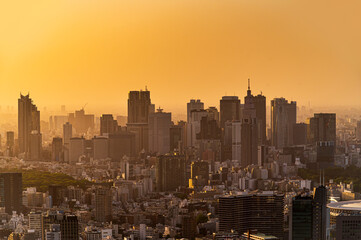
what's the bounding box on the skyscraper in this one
[52,137,63,162]
[30,130,42,160]
[219,192,284,239]
[271,98,297,149]
[241,117,258,168]
[68,109,94,135]
[127,89,154,153]
[357,120,361,141]
[95,187,112,223]
[290,195,313,239]
[148,108,172,154]
[220,96,240,129]
[108,131,136,161]
[100,114,118,136]
[127,89,153,124]
[42,211,79,240]
[243,79,266,145]
[308,113,336,168]
[156,154,186,192]
[6,131,15,157]
[308,113,336,144]
[187,99,204,123]
[63,122,72,163]
[18,94,40,158]
[0,173,22,214]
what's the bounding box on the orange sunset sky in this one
[0,0,361,115]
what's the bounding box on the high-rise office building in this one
[357,120,361,141]
[52,137,63,162]
[63,122,72,163]
[48,185,64,208]
[128,89,153,124]
[42,211,79,240]
[93,136,109,160]
[241,117,258,168]
[187,110,209,147]
[243,79,266,145]
[18,94,40,158]
[68,109,94,135]
[29,130,42,160]
[335,215,361,240]
[220,96,240,129]
[0,173,22,214]
[290,195,313,240]
[190,160,209,188]
[148,108,172,154]
[156,154,186,192]
[108,131,136,161]
[271,98,297,149]
[6,131,15,157]
[313,185,327,240]
[293,123,308,145]
[231,121,242,163]
[95,187,112,223]
[206,107,220,125]
[187,99,204,123]
[219,192,284,239]
[308,113,336,143]
[69,137,85,164]
[63,122,72,145]
[308,113,336,168]
[170,121,186,152]
[100,114,118,136]
[127,89,154,153]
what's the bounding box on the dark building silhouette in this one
[271,98,296,149]
[128,89,153,124]
[170,121,185,152]
[187,99,204,123]
[336,215,361,240]
[312,185,327,240]
[68,109,94,135]
[190,160,209,188]
[108,132,136,161]
[51,137,63,162]
[219,192,284,239]
[127,89,154,153]
[100,114,118,136]
[6,131,15,157]
[18,94,40,158]
[48,185,65,207]
[308,113,336,144]
[243,79,266,145]
[241,117,258,168]
[293,123,308,145]
[0,173,22,214]
[197,116,221,140]
[42,211,78,240]
[220,96,240,129]
[156,154,186,192]
[290,195,313,239]
[95,187,112,223]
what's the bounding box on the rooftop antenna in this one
[248,78,250,90]
[145,85,148,91]
[319,170,322,186]
[323,170,325,186]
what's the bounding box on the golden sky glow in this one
[1,0,361,114]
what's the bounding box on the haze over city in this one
[1,0,361,114]
[1,1,361,240]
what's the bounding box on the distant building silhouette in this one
[100,114,118,136]
[156,154,186,192]
[18,94,40,158]
[271,98,296,149]
[0,173,22,214]
[148,108,172,154]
